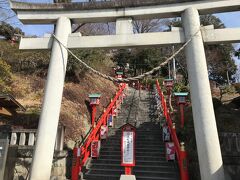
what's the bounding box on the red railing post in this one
[156,80,189,180]
[71,147,81,180]
[71,83,127,180]
[179,142,189,180]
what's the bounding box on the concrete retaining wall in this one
[220,133,240,180]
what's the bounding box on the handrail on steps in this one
[71,83,127,180]
[156,80,189,180]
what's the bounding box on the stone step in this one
[84,173,178,180]
[99,150,165,156]
[91,158,173,166]
[95,154,166,163]
[111,131,162,136]
[89,163,177,172]
[102,141,165,147]
[106,136,163,141]
[83,90,179,180]
[108,130,162,135]
[85,168,178,178]
[100,146,165,152]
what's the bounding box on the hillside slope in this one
[0,40,117,146]
[10,73,116,142]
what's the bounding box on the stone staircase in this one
[83,88,179,180]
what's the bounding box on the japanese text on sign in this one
[122,131,134,164]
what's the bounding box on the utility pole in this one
[172,46,177,80]
[168,61,171,79]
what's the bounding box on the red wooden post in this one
[179,142,189,180]
[172,123,176,135]
[125,166,132,175]
[180,104,184,128]
[71,147,81,180]
[91,105,97,127]
[174,92,188,128]
[89,93,101,127]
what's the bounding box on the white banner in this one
[122,131,134,164]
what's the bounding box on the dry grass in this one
[6,73,116,141]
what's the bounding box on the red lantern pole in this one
[180,104,185,128]
[125,166,132,175]
[91,105,97,127]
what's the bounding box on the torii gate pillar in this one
[182,8,224,180]
[29,17,71,180]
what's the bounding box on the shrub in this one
[173,82,189,93]
[0,59,12,93]
[233,83,240,93]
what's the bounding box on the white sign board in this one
[122,131,134,165]
[166,142,175,161]
[163,126,170,142]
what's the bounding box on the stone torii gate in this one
[9,0,240,179]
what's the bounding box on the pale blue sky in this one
[4,0,239,38]
[19,11,240,54]
[20,12,240,36]
[18,11,240,70]
[1,1,239,79]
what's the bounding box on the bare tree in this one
[133,19,170,33]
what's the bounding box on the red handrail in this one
[156,80,189,180]
[72,83,127,180]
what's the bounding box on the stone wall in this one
[219,133,240,180]
[1,125,71,180]
[4,148,70,180]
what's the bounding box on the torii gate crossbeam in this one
[9,0,240,180]
[19,26,240,49]
[10,0,240,23]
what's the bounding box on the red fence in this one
[156,80,189,180]
[71,83,127,180]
